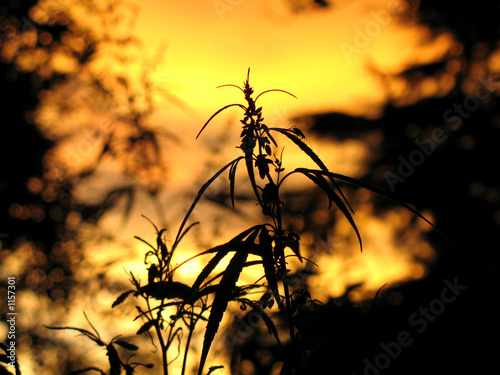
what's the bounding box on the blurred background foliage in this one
[1,0,499,374]
[1,0,179,373]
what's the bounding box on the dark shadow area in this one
[2,0,499,374]
[1,1,173,373]
[227,1,500,374]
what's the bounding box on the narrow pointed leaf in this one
[172,221,200,253]
[216,83,244,92]
[229,157,244,208]
[285,236,302,262]
[137,320,157,335]
[189,235,262,295]
[112,290,134,308]
[174,158,238,247]
[244,225,262,244]
[259,228,284,312]
[323,171,455,251]
[114,340,139,351]
[372,283,387,310]
[328,172,436,229]
[190,244,232,293]
[255,89,297,102]
[259,308,281,347]
[44,325,103,345]
[245,151,263,208]
[231,224,266,243]
[68,368,106,375]
[292,168,363,251]
[271,127,353,213]
[196,104,247,139]
[198,250,248,375]
[139,281,192,300]
[206,366,225,375]
[134,236,156,252]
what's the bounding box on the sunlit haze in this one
[2,0,457,374]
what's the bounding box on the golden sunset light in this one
[2,0,498,374]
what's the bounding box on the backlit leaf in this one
[139,281,192,300]
[196,103,247,139]
[137,320,157,335]
[114,340,138,351]
[174,158,239,247]
[112,290,134,308]
[198,250,248,375]
[271,127,353,213]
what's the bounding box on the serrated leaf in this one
[271,127,353,213]
[137,320,156,335]
[285,236,302,262]
[259,308,281,347]
[114,340,138,351]
[245,148,263,208]
[112,290,134,308]
[139,281,192,300]
[255,154,272,179]
[198,250,248,375]
[311,169,455,252]
[190,244,232,294]
[292,168,363,251]
[259,228,284,312]
[326,171,454,249]
[265,144,272,156]
[291,127,305,139]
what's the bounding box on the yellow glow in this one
[30,0,446,299]
[308,207,435,301]
[5,1,457,374]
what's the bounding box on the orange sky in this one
[127,0,450,119]
[3,2,458,374]
[68,0,451,297]
[25,0,453,298]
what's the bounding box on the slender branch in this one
[181,306,198,375]
[275,201,300,375]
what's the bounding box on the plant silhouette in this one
[46,312,153,375]
[47,69,443,375]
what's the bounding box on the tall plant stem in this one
[145,297,169,375]
[155,322,169,375]
[275,201,300,374]
[181,309,197,375]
